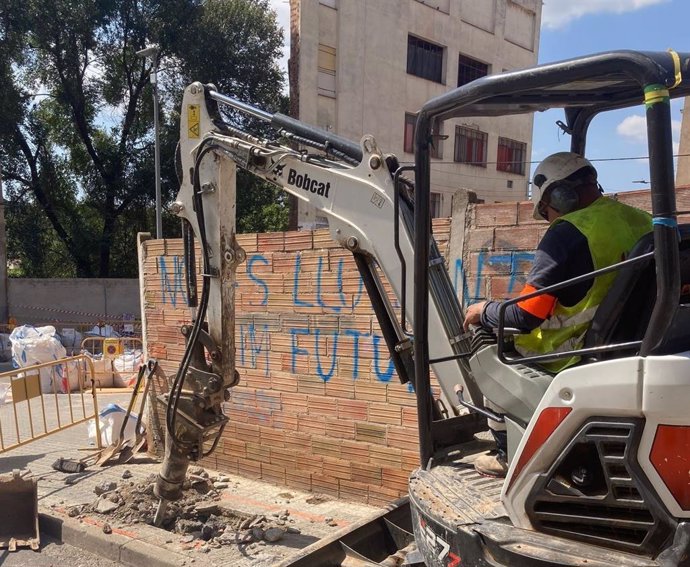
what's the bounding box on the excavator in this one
[152,49,690,566]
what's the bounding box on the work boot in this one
[474,451,508,477]
[475,428,508,477]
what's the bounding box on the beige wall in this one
[8,279,140,324]
[292,0,541,228]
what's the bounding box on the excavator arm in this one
[153,82,480,523]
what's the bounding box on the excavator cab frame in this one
[410,49,690,566]
[413,49,690,465]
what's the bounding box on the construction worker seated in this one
[462,151,652,477]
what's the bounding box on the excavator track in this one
[278,498,425,567]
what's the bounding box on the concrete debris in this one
[193,502,220,515]
[305,495,330,505]
[67,506,81,518]
[84,467,303,548]
[176,520,203,535]
[94,481,117,496]
[95,498,120,514]
[263,527,286,542]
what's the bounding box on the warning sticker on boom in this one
[188,104,200,139]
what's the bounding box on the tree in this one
[0,0,288,278]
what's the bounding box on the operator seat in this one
[582,225,690,360]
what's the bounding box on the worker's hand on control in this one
[463,301,486,332]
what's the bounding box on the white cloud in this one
[617,115,683,150]
[542,0,669,30]
[617,114,648,143]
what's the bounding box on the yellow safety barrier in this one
[0,355,102,453]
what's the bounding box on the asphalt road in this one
[0,534,122,566]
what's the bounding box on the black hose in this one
[166,140,219,447]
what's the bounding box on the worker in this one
[463,151,652,477]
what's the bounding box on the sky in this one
[267,0,690,193]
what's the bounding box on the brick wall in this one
[140,187,690,504]
[140,220,450,506]
[457,188,690,306]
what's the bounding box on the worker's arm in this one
[475,221,593,331]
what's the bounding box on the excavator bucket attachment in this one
[0,470,39,551]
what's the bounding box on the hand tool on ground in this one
[95,364,146,466]
[117,359,158,464]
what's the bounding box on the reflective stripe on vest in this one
[514,197,652,373]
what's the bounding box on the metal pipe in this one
[208,88,363,162]
[152,62,162,239]
[413,112,434,468]
[208,90,274,122]
[641,86,680,355]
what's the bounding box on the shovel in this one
[95,364,147,466]
[117,360,157,464]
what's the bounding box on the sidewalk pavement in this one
[0,392,381,567]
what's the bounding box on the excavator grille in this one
[526,419,675,557]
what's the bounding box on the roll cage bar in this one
[413,50,690,466]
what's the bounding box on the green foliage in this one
[0,0,287,277]
[236,170,289,234]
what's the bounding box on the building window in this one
[497,137,527,175]
[404,113,416,154]
[458,54,489,87]
[454,126,487,167]
[318,44,336,98]
[404,113,441,158]
[407,35,444,84]
[430,192,442,218]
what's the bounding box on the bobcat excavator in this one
[153,49,690,566]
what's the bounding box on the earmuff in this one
[547,184,580,215]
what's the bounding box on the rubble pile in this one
[69,466,301,547]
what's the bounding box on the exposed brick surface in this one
[474,202,518,227]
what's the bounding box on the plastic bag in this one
[0,333,11,362]
[87,403,140,446]
[113,350,143,387]
[9,325,78,393]
[86,324,120,338]
[59,328,83,356]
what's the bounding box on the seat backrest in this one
[583,227,690,359]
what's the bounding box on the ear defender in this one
[548,185,580,214]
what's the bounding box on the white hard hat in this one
[531,152,596,220]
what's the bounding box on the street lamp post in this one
[136,45,162,239]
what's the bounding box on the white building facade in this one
[289,0,542,227]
